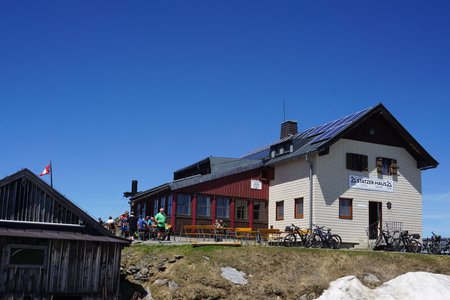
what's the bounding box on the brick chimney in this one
[280,120,298,139]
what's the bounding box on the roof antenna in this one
[283,98,286,121]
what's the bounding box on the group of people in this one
[100,208,170,241]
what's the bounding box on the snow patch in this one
[221,267,248,285]
[316,272,450,300]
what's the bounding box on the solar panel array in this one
[307,108,371,144]
[242,106,372,161]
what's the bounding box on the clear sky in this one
[1,1,449,236]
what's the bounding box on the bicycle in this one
[393,231,422,253]
[306,225,342,249]
[283,224,311,247]
[373,229,399,251]
[424,232,442,254]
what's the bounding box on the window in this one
[141,202,146,218]
[253,201,266,221]
[235,199,248,220]
[9,245,46,267]
[153,198,159,216]
[276,201,284,221]
[167,195,172,215]
[197,195,211,217]
[136,203,141,218]
[176,194,191,216]
[376,157,398,175]
[216,197,230,219]
[346,153,368,172]
[295,198,304,219]
[339,198,353,219]
[160,197,166,211]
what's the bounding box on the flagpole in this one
[50,161,53,188]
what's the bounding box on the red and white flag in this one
[40,164,51,176]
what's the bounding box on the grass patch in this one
[121,244,450,300]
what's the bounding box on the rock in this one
[175,255,184,260]
[221,267,248,285]
[168,280,179,290]
[128,266,140,274]
[141,267,149,275]
[134,273,149,281]
[363,273,381,285]
[168,259,176,263]
[157,265,166,272]
[154,279,168,286]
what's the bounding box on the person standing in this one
[128,213,138,241]
[106,216,116,235]
[155,208,167,241]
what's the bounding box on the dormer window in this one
[270,141,293,158]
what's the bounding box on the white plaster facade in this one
[269,138,423,247]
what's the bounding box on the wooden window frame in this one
[339,198,353,220]
[176,194,191,216]
[235,199,248,220]
[8,244,48,268]
[196,195,211,217]
[294,198,304,219]
[376,157,398,175]
[216,197,230,219]
[253,201,266,221]
[276,201,284,221]
[346,153,368,172]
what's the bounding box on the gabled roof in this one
[0,169,130,245]
[246,103,438,169]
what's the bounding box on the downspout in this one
[305,153,313,231]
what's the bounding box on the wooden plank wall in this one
[0,178,79,224]
[0,237,123,300]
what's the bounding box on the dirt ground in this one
[120,244,450,300]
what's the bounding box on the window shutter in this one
[390,159,398,175]
[362,155,368,171]
[346,153,352,170]
[376,157,383,174]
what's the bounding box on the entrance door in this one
[368,202,382,239]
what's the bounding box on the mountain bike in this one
[306,225,342,249]
[283,224,311,247]
[373,229,399,251]
[424,232,442,254]
[393,231,422,253]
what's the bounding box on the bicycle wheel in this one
[392,238,406,252]
[329,234,342,249]
[410,240,422,253]
[284,234,297,247]
[307,234,323,248]
[430,242,441,254]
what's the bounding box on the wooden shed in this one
[0,169,130,300]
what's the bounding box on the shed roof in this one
[0,169,130,245]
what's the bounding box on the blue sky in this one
[1,1,449,236]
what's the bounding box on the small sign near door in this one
[250,179,262,190]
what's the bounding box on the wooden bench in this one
[258,228,282,245]
[181,225,203,241]
[235,227,258,243]
[181,225,217,241]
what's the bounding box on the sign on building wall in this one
[250,179,262,190]
[349,175,394,193]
